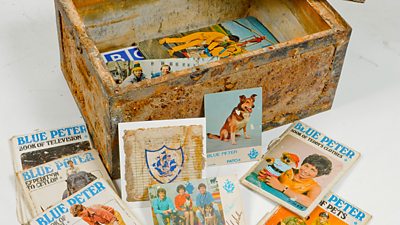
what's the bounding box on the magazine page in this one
[240,121,360,217]
[10,124,91,171]
[28,178,141,225]
[119,118,206,208]
[257,192,372,225]
[18,149,113,218]
[148,175,245,225]
[10,124,92,224]
[138,16,279,59]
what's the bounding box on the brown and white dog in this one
[207,94,257,145]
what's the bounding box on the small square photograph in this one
[148,176,245,225]
[205,87,262,166]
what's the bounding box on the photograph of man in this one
[152,188,176,225]
[66,160,79,177]
[195,183,222,225]
[70,204,126,225]
[120,62,146,87]
[311,212,330,225]
[152,64,171,78]
[174,184,194,225]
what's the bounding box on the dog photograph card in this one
[257,192,372,225]
[28,178,141,225]
[119,118,206,208]
[17,150,114,219]
[205,87,263,166]
[148,175,246,225]
[240,121,360,217]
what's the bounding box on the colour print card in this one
[205,88,263,166]
[240,121,360,217]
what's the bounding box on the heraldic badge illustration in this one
[145,145,185,184]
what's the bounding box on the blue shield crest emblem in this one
[145,145,185,184]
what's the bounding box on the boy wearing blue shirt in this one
[195,183,222,225]
[152,188,175,225]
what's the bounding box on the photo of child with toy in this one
[243,134,343,212]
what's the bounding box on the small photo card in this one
[119,118,206,208]
[148,175,245,225]
[205,87,263,166]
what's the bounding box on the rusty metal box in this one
[55,0,353,177]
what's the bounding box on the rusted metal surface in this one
[55,0,352,177]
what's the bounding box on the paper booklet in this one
[119,118,206,208]
[240,121,360,217]
[17,149,114,221]
[10,124,92,224]
[28,178,141,225]
[257,192,371,225]
[148,175,246,225]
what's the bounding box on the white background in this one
[0,0,399,224]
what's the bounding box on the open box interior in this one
[71,0,331,84]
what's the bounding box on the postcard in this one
[240,121,360,217]
[138,16,279,59]
[205,88,263,166]
[101,46,145,63]
[10,124,92,224]
[18,150,114,218]
[257,192,371,225]
[148,176,245,225]
[107,57,218,86]
[28,178,141,225]
[119,118,206,207]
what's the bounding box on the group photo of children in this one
[148,178,225,225]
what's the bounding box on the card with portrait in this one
[240,121,360,217]
[257,192,371,225]
[148,175,246,225]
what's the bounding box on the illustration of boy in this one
[278,216,306,225]
[70,204,126,225]
[311,212,330,225]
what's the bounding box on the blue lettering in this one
[17,132,47,145]
[35,217,48,225]
[23,166,54,181]
[294,122,304,131]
